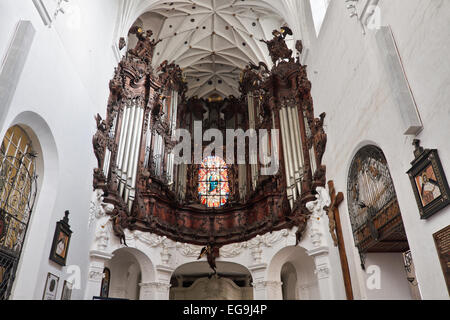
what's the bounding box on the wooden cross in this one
[326,180,354,300]
[326,181,344,247]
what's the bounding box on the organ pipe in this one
[287,106,303,194]
[114,100,145,209]
[128,107,144,209]
[279,108,294,207]
[247,94,258,190]
[119,102,137,197]
[116,106,130,175]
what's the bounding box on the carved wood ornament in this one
[93,27,328,268]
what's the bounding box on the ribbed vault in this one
[130,0,294,99]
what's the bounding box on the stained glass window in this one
[198,156,230,208]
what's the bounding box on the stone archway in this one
[267,246,319,300]
[106,247,155,300]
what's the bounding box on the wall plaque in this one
[433,225,450,295]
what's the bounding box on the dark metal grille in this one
[346,145,409,257]
[347,146,397,233]
[0,126,37,300]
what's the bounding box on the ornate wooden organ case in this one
[93,28,328,258]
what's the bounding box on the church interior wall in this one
[0,0,123,299]
[364,253,414,300]
[305,0,450,299]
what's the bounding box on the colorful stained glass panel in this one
[198,156,229,208]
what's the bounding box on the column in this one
[307,247,335,300]
[139,265,174,300]
[84,251,113,300]
[249,264,283,300]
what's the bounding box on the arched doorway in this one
[105,248,154,300]
[281,262,298,300]
[347,145,420,299]
[0,126,38,300]
[267,246,319,300]
[170,262,253,300]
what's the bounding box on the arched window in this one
[0,126,37,300]
[198,156,229,208]
[347,145,408,264]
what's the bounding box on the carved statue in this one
[95,216,112,251]
[324,183,344,247]
[118,37,126,51]
[296,40,303,55]
[93,114,108,170]
[157,60,187,97]
[294,214,309,246]
[89,189,114,228]
[313,112,327,165]
[260,27,293,65]
[128,27,162,66]
[198,245,220,274]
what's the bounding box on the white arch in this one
[106,247,156,300]
[111,247,156,283]
[3,111,60,299]
[267,245,319,300]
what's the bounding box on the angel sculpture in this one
[198,245,219,274]
[128,27,162,65]
[260,27,294,65]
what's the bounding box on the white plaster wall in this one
[0,0,122,300]
[306,0,450,299]
[364,253,413,300]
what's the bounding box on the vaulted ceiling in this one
[130,0,294,99]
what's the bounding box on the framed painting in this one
[43,273,59,300]
[61,280,72,300]
[407,141,450,219]
[49,211,73,266]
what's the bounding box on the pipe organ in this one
[279,103,305,208]
[93,27,328,258]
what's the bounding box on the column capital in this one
[248,263,267,273]
[139,282,172,291]
[156,265,175,274]
[252,280,283,291]
[90,250,113,260]
[307,246,329,257]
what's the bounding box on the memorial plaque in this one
[433,225,450,295]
